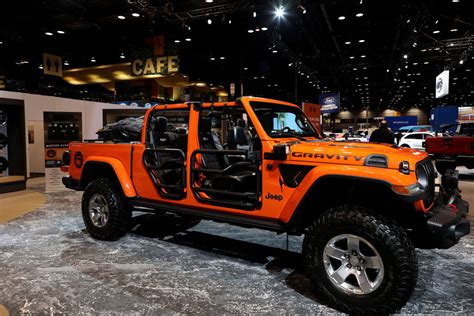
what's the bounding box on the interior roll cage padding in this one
[143,147,186,200]
[190,149,261,210]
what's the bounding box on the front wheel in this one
[82,178,131,240]
[303,206,417,314]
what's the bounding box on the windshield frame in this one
[248,100,322,139]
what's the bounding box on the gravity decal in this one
[292,152,364,161]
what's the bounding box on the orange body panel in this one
[67,96,433,225]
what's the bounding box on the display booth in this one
[0,98,27,193]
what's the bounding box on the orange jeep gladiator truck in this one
[62,96,470,314]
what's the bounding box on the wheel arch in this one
[80,157,137,198]
[286,175,414,233]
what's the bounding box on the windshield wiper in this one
[271,132,310,141]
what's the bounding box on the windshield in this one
[250,101,320,139]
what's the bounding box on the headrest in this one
[236,118,246,128]
[155,116,168,133]
[166,123,176,132]
[175,127,187,134]
[227,126,247,145]
[200,117,213,133]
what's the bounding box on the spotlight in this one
[174,39,180,43]
[185,38,191,42]
[91,57,96,62]
[64,60,69,66]
[57,30,65,34]
[205,0,213,2]
[359,39,365,43]
[261,27,268,31]
[45,32,53,36]
[228,19,232,24]
[338,16,346,20]
[433,30,440,34]
[356,13,364,17]
[345,41,351,45]
[220,56,225,60]
[460,59,464,64]
[274,6,285,18]
[118,15,126,20]
[248,29,254,33]
[207,18,212,24]
[403,54,408,59]
[253,11,257,18]
[120,53,125,59]
[132,13,140,17]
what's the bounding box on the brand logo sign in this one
[131,56,179,76]
[265,193,283,201]
[435,70,449,98]
[292,152,364,162]
[319,92,340,114]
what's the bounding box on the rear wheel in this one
[303,206,417,315]
[82,178,131,240]
[435,161,456,175]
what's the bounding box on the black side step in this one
[129,199,289,233]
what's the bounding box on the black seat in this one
[227,118,252,150]
[147,116,184,192]
[198,116,257,197]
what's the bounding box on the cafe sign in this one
[131,56,179,76]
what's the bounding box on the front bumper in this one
[426,170,470,244]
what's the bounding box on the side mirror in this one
[264,144,289,160]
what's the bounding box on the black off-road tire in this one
[435,161,456,175]
[82,178,131,241]
[302,206,418,315]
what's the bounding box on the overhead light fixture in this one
[118,15,126,20]
[288,63,293,66]
[361,55,366,58]
[38,64,43,69]
[387,69,389,72]
[243,67,248,70]
[248,29,254,33]
[45,32,53,36]
[403,54,408,59]
[253,11,257,18]
[228,19,232,24]
[120,53,125,59]
[272,50,277,53]
[274,6,285,18]
[205,0,213,2]
[207,18,212,24]
[338,16,346,20]
[345,41,351,45]
[57,30,65,34]
[185,38,191,42]
[450,28,458,32]
[460,59,464,64]
[349,56,355,59]
[91,57,96,62]
[359,39,365,43]
[220,56,225,60]
[424,61,429,64]
[433,30,440,34]
[356,13,364,17]
[132,13,140,17]
[210,57,216,61]
[261,27,268,31]
[64,60,69,66]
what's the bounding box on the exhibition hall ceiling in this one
[0,0,472,109]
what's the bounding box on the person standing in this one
[370,120,395,144]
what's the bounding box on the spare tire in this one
[0,156,9,172]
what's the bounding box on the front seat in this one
[227,118,252,150]
[198,116,257,198]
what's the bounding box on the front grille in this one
[416,159,436,207]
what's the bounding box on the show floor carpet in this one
[0,174,473,314]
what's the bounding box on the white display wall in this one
[0,91,139,176]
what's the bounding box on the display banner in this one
[385,116,417,131]
[43,112,82,193]
[319,92,340,114]
[435,70,449,98]
[302,102,321,132]
[43,53,63,77]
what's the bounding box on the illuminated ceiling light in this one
[450,28,458,32]
[91,57,96,62]
[349,56,355,59]
[274,6,285,18]
[185,38,191,41]
[356,13,364,17]
[345,41,351,45]
[243,67,248,70]
[220,56,225,60]
[403,54,408,59]
[45,32,53,36]
[205,0,213,2]
[338,16,346,20]
[261,27,268,31]
[64,60,69,66]
[228,19,232,24]
[132,13,140,17]
[120,53,125,59]
[57,30,65,34]
[288,63,293,66]
[386,69,389,72]
[424,61,429,64]
[460,59,464,64]
[210,57,216,61]
[38,64,43,69]
[248,29,254,33]
[272,50,277,53]
[359,39,365,43]
[207,18,212,24]
[253,11,257,18]
[118,15,126,20]
[433,30,440,34]
[174,39,180,43]
[361,55,366,58]
[413,62,418,65]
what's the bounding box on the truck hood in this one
[286,140,428,170]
